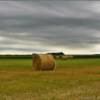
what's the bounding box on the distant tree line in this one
[0,55,32,59]
[0,53,100,59]
[73,54,100,59]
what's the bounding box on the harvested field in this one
[0,58,100,100]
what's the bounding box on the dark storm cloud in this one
[0,1,100,54]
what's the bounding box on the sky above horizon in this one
[0,1,100,54]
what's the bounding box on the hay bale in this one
[55,55,60,59]
[32,54,55,71]
[61,55,73,60]
[61,55,69,60]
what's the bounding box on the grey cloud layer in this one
[0,1,100,53]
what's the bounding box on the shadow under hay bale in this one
[32,54,55,71]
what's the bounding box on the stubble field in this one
[0,58,100,100]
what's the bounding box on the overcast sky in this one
[0,1,100,54]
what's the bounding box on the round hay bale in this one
[55,55,60,59]
[61,55,68,60]
[32,54,55,71]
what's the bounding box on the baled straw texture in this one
[33,54,55,71]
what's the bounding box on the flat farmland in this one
[0,58,100,100]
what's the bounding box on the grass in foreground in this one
[0,58,100,100]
